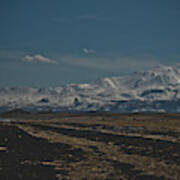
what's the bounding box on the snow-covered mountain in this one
[1,64,180,113]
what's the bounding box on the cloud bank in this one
[22,52,160,73]
[59,54,159,73]
[23,54,57,64]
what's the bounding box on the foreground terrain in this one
[0,112,180,180]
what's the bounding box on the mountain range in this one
[1,64,180,113]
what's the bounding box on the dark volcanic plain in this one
[0,112,180,180]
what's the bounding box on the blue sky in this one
[0,0,180,87]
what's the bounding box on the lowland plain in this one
[0,112,180,180]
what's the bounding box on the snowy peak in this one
[1,64,180,112]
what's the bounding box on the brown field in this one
[0,112,180,180]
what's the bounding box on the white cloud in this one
[22,53,159,73]
[83,48,96,54]
[23,54,57,64]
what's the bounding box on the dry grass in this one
[0,113,180,179]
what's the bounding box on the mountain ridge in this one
[1,64,180,113]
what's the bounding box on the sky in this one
[0,0,180,87]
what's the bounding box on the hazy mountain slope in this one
[1,64,180,112]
